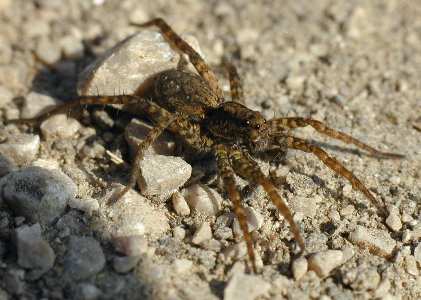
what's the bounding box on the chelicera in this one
[8,18,403,273]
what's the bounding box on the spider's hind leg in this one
[223,59,245,104]
[130,18,223,99]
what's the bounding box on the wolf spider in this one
[8,18,403,273]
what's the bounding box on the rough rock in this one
[112,235,149,257]
[183,184,222,216]
[21,92,60,119]
[232,206,264,237]
[308,250,344,278]
[292,256,308,280]
[40,114,81,139]
[224,270,270,300]
[171,191,190,216]
[349,226,397,258]
[192,222,212,245]
[0,134,40,165]
[112,256,141,273]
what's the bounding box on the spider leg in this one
[284,135,387,216]
[214,144,257,273]
[130,18,223,99]
[268,117,404,159]
[6,95,144,126]
[227,146,306,254]
[223,60,245,104]
[110,113,180,203]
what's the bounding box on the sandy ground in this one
[0,0,420,299]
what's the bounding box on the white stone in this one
[223,241,247,262]
[232,206,264,237]
[183,184,222,216]
[173,226,186,240]
[192,222,212,245]
[349,226,396,258]
[0,85,13,106]
[22,92,60,119]
[112,235,149,257]
[224,271,270,300]
[172,258,193,274]
[68,197,99,216]
[308,250,344,278]
[138,155,192,201]
[404,255,418,276]
[385,210,402,232]
[40,114,81,139]
[0,134,40,165]
[414,243,421,263]
[171,191,190,216]
[292,256,308,280]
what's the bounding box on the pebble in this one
[232,206,264,237]
[78,30,195,95]
[289,195,319,219]
[171,191,190,216]
[125,119,176,156]
[102,184,169,239]
[35,37,61,64]
[112,235,149,257]
[68,197,99,216]
[0,85,13,106]
[286,75,306,91]
[172,258,193,274]
[173,226,186,240]
[4,269,25,295]
[340,205,355,217]
[183,184,222,216]
[223,241,247,262]
[15,224,55,278]
[404,255,418,276]
[138,154,192,201]
[192,222,212,245]
[345,267,381,291]
[0,134,40,165]
[112,256,141,273]
[348,226,397,258]
[385,205,402,232]
[21,92,59,119]
[75,283,102,300]
[31,158,60,170]
[224,271,270,300]
[0,166,77,224]
[40,114,81,139]
[0,154,15,177]
[60,35,84,58]
[414,243,421,263]
[292,256,308,280]
[64,236,106,281]
[374,278,391,298]
[308,250,344,278]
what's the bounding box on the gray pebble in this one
[4,269,25,295]
[68,197,99,216]
[40,114,81,139]
[21,92,59,119]
[138,154,192,201]
[0,154,15,178]
[35,38,61,64]
[15,223,55,278]
[112,256,141,273]
[183,184,222,216]
[112,235,148,257]
[74,283,102,300]
[192,222,212,245]
[0,134,40,165]
[64,236,106,281]
[0,166,76,224]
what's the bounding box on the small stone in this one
[171,191,190,216]
[64,236,106,281]
[4,269,25,295]
[340,205,355,217]
[0,134,40,165]
[183,184,222,216]
[125,119,176,156]
[402,229,412,243]
[404,255,418,276]
[75,283,102,300]
[201,239,222,252]
[113,256,141,273]
[349,226,396,258]
[414,243,421,263]
[346,267,381,291]
[112,235,149,257]
[192,222,212,245]
[224,271,270,300]
[60,35,84,58]
[138,155,192,201]
[172,258,193,274]
[223,241,247,262]
[24,19,50,37]
[385,210,402,232]
[0,154,15,177]
[410,222,421,240]
[0,167,77,224]
[21,92,59,119]
[0,85,13,106]
[232,207,264,237]
[286,75,305,91]
[35,38,61,64]
[78,30,180,95]
[214,226,233,240]
[40,114,81,139]
[292,257,308,280]
[31,158,60,170]
[15,224,55,278]
[102,184,169,239]
[289,196,319,218]
[173,226,186,240]
[308,250,344,278]
[68,197,99,216]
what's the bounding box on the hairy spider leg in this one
[284,135,387,216]
[130,18,224,100]
[268,117,404,159]
[223,60,245,104]
[214,144,257,273]
[228,146,306,253]
[6,95,146,126]
[110,112,180,203]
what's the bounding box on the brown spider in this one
[7,18,403,273]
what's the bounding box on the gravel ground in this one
[0,0,420,299]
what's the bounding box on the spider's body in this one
[8,18,403,273]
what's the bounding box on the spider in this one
[7,18,403,273]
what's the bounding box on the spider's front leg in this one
[283,135,388,216]
[227,146,306,254]
[222,59,245,104]
[268,117,404,159]
[214,144,257,273]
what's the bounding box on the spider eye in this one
[246,120,251,126]
[256,124,260,129]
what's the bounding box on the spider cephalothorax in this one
[8,18,403,273]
